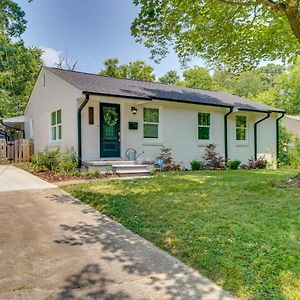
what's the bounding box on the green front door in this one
[100,103,121,158]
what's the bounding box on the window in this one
[236,115,247,141]
[143,108,159,139]
[50,109,62,141]
[88,107,94,124]
[198,112,211,140]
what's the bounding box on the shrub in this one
[159,147,173,165]
[226,160,241,170]
[203,144,225,170]
[240,156,268,170]
[190,160,204,171]
[161,162,183,171]
[32,148,77,172]
[32,150,60,171]
[57,148,77,172]
[157,147,183,171]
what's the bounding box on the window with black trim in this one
[236,115,247,141]
[88,107,94,124]
[50,109,62,141]
[198,112,211,140]
[143,108,159,139]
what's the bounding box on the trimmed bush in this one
[226,160,241,170]
[190,160,204,171]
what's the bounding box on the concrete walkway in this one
[0,166,235,300]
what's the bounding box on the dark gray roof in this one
[45,67,284,113]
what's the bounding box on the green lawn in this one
[63,170,300,299]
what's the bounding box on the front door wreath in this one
[104,109,119,127]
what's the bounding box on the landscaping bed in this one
[14,162,105,183]
[63,169,300,299]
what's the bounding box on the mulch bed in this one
[13,162,109,183]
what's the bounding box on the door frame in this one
[99,102,121,158]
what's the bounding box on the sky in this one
[15,0,205,77]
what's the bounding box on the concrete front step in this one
[83,160,154,174]
[112,164,148,170]
[84,160,136,166]
[116,170,151,177]
[112,164,151,177]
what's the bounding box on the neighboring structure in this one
[20,67,284,168]
[283,115,300,137]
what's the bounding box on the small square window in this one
[88,107,94,124]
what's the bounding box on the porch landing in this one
[82,160,155,177]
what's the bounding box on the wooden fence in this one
[0,139,33,164]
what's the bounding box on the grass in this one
[63,169,300,299]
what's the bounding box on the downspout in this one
[0,119,25,139]
[224,107,233,161]
[254,112,271,160]
[0,130,8,142]
[77,94,90,168]
[276,112,285,167]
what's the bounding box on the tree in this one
[0,34,42,117]
[99,58,155,81]
[182,67,214,89]
[255,59,300,115]
[99,58,122,77]
[0,0,42,118]
[55,52,78,71]
[131,0,300,71]
[213,63,285,98]
[0,0,26,39]
[159,70,180,84]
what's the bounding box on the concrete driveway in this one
[0,165,56,192]
[0,165,235,300]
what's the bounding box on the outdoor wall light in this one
[131,106,138,115]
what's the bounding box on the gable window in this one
[51,109,62,141]
[143,108,159,139]
[88,107,94,124]
[236,115,247,141]
[198,112,211,140]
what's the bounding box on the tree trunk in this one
[285,0,300,43]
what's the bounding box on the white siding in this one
[80,96,278,168]
[25,68,82,152]
[282,116,300,137]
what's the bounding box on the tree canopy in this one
[182,67,214,89]
[0,0,26,39]
[255,59,300,115]
[0,0,42,118]
[131,0,300,71]
[158,70,180,84]
[99,58,156,81]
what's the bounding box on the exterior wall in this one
[25,68,82,153]
[81,95,278,168]
[282,116,300,137]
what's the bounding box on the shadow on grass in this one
[49,191,234,300]
[53,170,300,299]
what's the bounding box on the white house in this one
[22,66,285,169]
[283,115,300,137]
